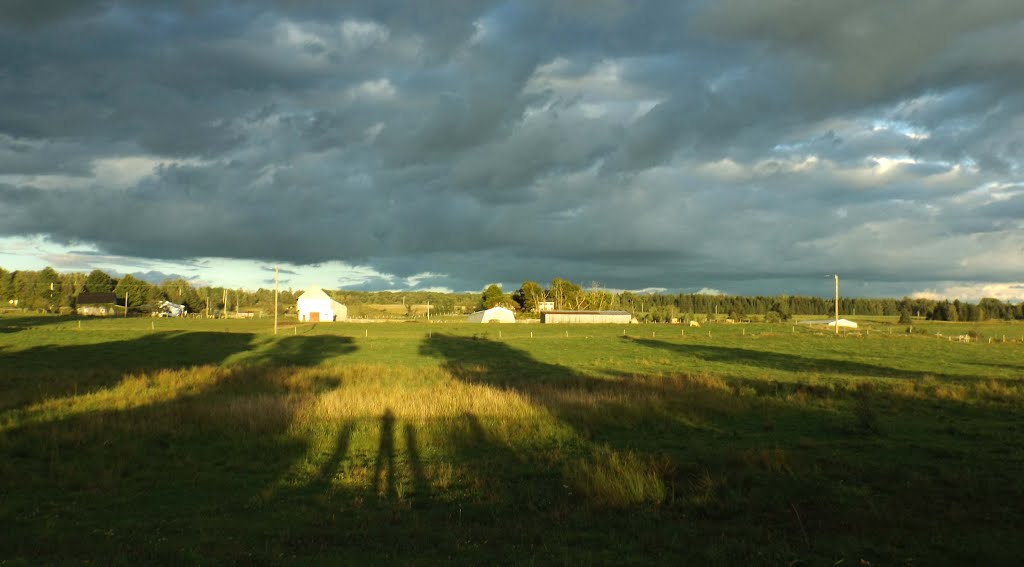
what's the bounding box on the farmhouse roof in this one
[77,292,117,305]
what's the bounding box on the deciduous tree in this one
[479,284,506,310]
[513,281,546,312]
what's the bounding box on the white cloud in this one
[340,19,390,51]
[403,272,447,288]
[912,283,1024,303]
[346,79,397,101]
[93,156,204,188]
[867,155,918,175]
[524,57,656,103]
[275,21,327,51]
[0,155,204,190]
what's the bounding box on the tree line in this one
[0,266,295,316]
[483,279,1024,322]
[2,266,1021,321]
[0,266,473,317]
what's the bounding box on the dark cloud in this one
[1,1,1022,296]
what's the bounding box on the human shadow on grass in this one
[626,336,998,383]
[371,409,399,504]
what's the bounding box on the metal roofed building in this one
[540,310,633,324]
[466,306,516,323]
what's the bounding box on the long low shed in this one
[540,310,632,324]
[798,318,858,328]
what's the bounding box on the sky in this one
[1,1,1022,301]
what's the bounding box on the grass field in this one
[2,314,1023,565]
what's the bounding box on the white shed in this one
[297,287,347,322]
[798,318,859,328]
[829,318,858,328]
[466,306,516,323]
[540,310,632,324]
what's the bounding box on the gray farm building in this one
[540,310,633,324]
[76,292,118,316]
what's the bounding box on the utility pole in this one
[834,274,840,336]
[274,265,279,335]
[427,301,431,321]
[223,289,227,319]
[124,291,128,319]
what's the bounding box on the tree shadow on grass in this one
[0,336,366,564]
[3,332,1022,565]
[0,368,310,563]
[0,331,257,411]
[418,334,755,436]
[626,336,997,383]
[0,314,86,334]
[417,333,1024,565]
[0,333,358,412]
[232,335,358,367]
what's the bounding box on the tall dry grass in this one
[5,358,1021,513]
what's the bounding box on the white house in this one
[466,306,516,323]
[297,287,347,322]
[157,300,187,317]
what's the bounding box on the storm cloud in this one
[1,1,1022,297]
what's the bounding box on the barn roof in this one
[297,287,332,301]
[77,292,117,305]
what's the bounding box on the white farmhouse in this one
[466,306,516,323]
[297,287,347,322]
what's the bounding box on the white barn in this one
[297,287,347,322]
[466,306,516,323]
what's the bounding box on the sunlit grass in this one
[1,315,1023,564]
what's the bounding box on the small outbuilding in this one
[297,287,347,322]
[76,292,118,316]
[466,306,516,323]
[540,310,632,324]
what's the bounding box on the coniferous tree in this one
[85,269,115,293]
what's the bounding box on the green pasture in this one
[1,314,1022,565]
